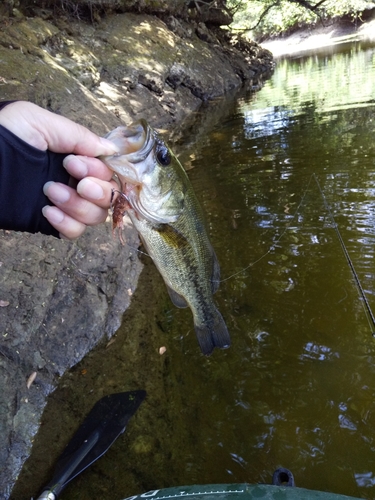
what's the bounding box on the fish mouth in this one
[102,119,157,185]
[104,119,155,164]
[125,119,155,164]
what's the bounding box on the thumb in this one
[0,101,119,156]
[41,113,119,156]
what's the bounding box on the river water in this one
[12,40,375,500]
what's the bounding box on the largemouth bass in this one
[102,120,230,356]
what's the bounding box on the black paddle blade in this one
[40,390,146,499]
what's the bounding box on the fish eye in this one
[156,146,171,167]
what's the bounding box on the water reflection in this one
[182,41,375,499]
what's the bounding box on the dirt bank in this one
[0,8,274,498]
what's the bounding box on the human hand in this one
[0,101,118,239]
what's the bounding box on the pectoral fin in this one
[166,285,188,308]
[156,224,189,249]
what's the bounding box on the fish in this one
[101,119,230,356]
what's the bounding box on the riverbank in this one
[262,14,375,57]
[0,8,274,498]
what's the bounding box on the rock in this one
[0,224,143,498]
[187,0,233,26]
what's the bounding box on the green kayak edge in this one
[122,483,362,500]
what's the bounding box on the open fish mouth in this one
[104,119,156,164]
[126,119,155,163]
[101,119,159,186]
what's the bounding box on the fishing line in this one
[221,170,375,334]
[313,173,375,334]
[219,173,315,283]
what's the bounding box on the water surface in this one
[12,41,375,500]
[179,41,375,497]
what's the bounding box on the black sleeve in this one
[0,124,70,237]
[0,101,17,112]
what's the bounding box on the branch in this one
[226,0,245,16]
[249,0,281,31]
[288,0,329,12]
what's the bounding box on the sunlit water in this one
[12,41,375,500]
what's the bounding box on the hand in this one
[0,101,118,239]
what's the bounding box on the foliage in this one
[227,0,375,39]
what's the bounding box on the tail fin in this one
[194,308,231,356]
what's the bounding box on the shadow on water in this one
[12,41,375,499]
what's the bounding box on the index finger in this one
[63,155,114,181]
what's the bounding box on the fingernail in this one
[43,182,70,203]
[42,205,64,224]
[77,178,104,200]
[100,137,120,154]
[63,156,88,177]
